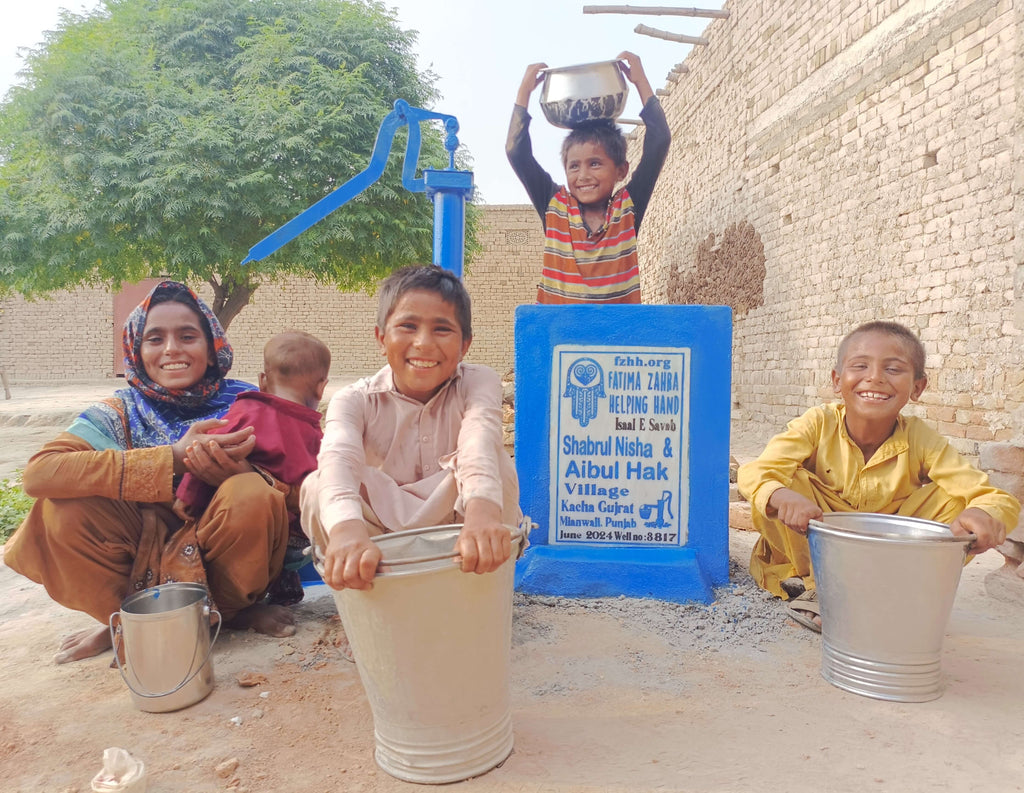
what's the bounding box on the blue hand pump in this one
[241,100,473,277]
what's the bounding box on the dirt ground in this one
[1,381,1023,793]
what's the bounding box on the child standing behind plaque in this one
[506,52,670,304]
[300,265,522,589]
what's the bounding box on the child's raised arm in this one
[617,51,654,105]
[516,63,548,108]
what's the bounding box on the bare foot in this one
[227,603,296,637]
[54,625,113,664]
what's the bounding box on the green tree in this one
[0,0,475,326]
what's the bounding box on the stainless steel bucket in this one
[540,60,628,129]
[808,513,973,702]
[319,525,523,784]
[109,582,221,713]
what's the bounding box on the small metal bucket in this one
[316,524,523,784]
[109,582,221,713]
[808,513,973,702]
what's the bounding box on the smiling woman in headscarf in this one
[3,281,296,664]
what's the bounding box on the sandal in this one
[785,589,821,633]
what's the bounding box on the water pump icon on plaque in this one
[552,348,689,548]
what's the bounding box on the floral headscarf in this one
[69,281,256,450]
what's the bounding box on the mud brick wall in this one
[630,0,1023,466]
[0,206,542,383]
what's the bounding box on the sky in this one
[0,1,722,204]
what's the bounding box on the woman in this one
[4,281,295,663]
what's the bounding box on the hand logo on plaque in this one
[563,357,606,427]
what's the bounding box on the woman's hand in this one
[950,507,1007,553]
[617,50,654,104]
[516,63,548,107]
[455,498,512,574]
[322,520,381,590]
[767,487,823,534]
[171,418,255,474]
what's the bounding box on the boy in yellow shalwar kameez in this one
[738,321,1019,631]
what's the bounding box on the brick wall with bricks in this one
[629,0,1022,475]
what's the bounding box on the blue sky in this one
[1,1,721,203]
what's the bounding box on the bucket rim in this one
[119,581,211,612]
[370,523,525,567]
[808,513,975,545]
[311,522,526,580]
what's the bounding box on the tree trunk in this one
[207,275,255,330]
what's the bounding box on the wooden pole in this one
[0,370,10,400]
[634,24,709,45]
[666,63,690,81]
[583,5,730,19]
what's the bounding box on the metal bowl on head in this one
[539,60,628,129]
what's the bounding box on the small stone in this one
[235,671,268,687]
[215,758,239,778]
[229,716,243,726]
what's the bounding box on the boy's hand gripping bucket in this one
[316,523,524,784]
[808,513,973,702]
[109,582,221,713]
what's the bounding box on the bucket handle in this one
[108,604,222,699]
[311,522,528,571]
[372,523,527,567]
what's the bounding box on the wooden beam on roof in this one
[583,5,730,19]
[635,23,709,45]
[666,63,690,81]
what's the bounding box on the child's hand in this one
[455,498,513,574]
[322,519,381,590]
[516,63,548,107]
[767,487,823,534]
[171,498,193,522]
[182,434,256,486]
[949,507,1008,553]
[617,51,654,103]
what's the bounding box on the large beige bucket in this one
[321,525,522,784]
[808,513,973,702]
[109,582,221,713]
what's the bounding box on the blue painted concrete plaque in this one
[514,305,732,603]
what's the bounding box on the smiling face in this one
[139,301,215,391]
[563,141,629,208]
[831,329,927,429]
[375,289,471,403]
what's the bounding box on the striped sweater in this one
[539,187,640,303]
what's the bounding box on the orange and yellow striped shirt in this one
[538,187,641,304]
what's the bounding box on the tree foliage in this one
[0,0,476,326]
